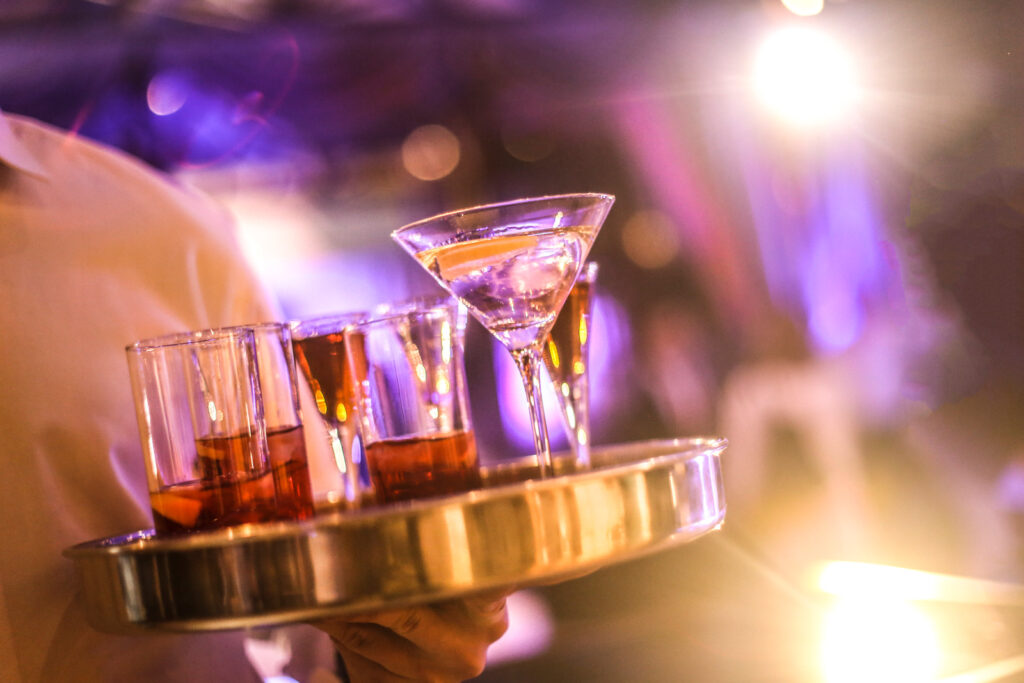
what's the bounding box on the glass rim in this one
[391,192,616,238]
[287,310,370,339]
[350,296,462,332]
[126,325,261,354]
[371,293,460,318]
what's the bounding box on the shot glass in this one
[542,261,599,471]
[372,295,470,334]
[247,322,315,521]
[127,327,281,535]
[346,297,481,504]
[290,311,371,510]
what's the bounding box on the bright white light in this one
[781,0,824,17]
[219,190,326,300]
[821,598,941,683]
[753,27,859,127]
[819,561,944,602]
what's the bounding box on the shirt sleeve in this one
[0,114,332,683]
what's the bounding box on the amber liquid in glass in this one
[365,429,481,503]
[266,425,314,520]
[542,274,593,461]
[293,330,369,501]
[293,332,364,438]
[150,425,313,535]
[544,276,591,395]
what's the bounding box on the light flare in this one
[753,27,860,127]
[820,598,940,683]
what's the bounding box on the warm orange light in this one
[620,209,680,269]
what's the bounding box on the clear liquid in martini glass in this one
[415,226,597,350]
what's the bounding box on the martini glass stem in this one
[511,345,553,477]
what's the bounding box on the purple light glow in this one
[801,143,889,353]
[735,121,892,354]
[614,98,755,325]
[273,250,419,320]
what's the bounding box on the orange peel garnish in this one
[425,234,540,281]
[150,491,203,528]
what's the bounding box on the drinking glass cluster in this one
[127,194,611,536]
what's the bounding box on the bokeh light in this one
[501,126,554,162]
[146,70,190,116]
[753,26,859,127]
[401,124,461,181]
[620,209,681,269]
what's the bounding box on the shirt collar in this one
[0,110,50,179]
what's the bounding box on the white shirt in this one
[0,111,333,682]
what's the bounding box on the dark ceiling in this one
[0,0,748,169]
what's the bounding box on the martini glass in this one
[391,193,615,477]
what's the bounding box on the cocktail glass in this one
[391,193,614,477]
[542,261,598,470]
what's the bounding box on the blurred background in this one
[5,0,1024,680]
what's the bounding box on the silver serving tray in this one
[64,437,726,634]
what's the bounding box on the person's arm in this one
[313,589,511,682]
